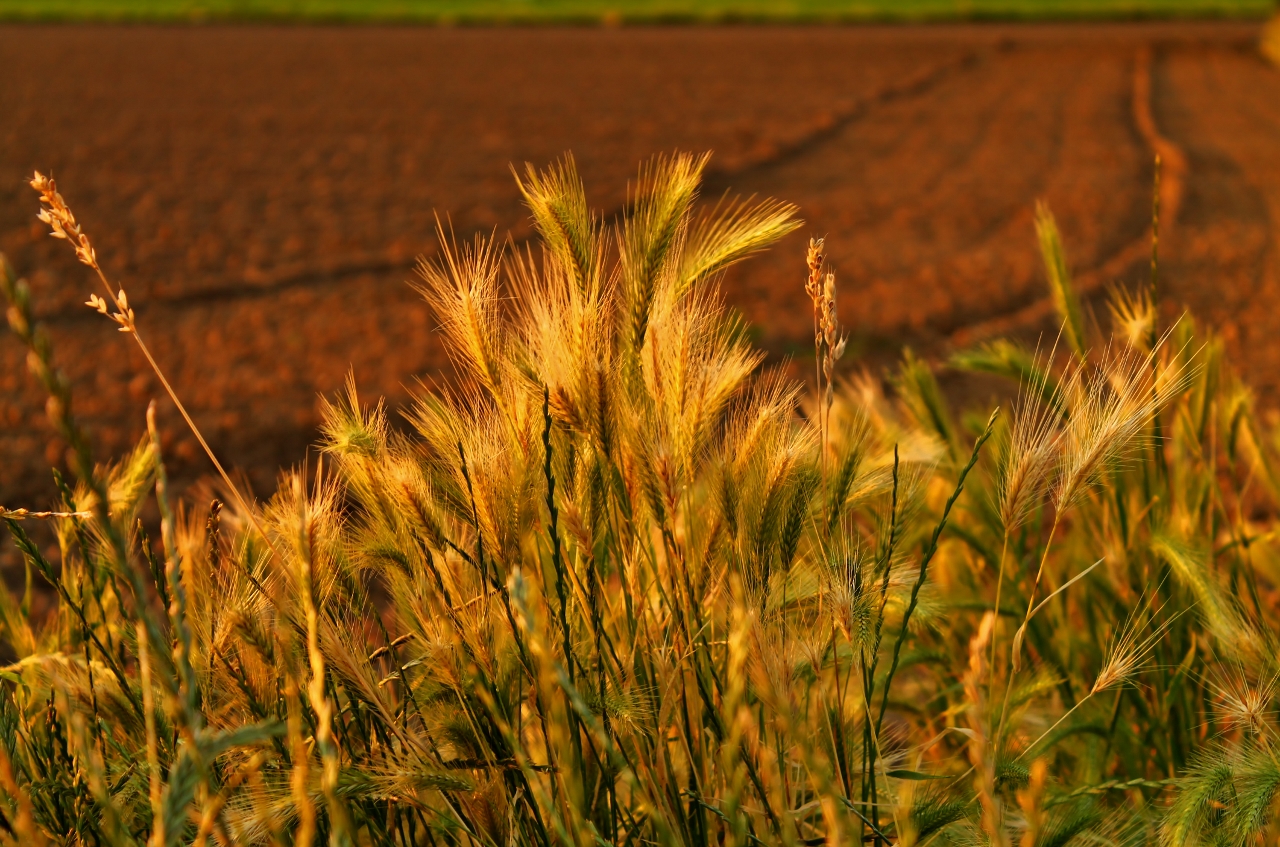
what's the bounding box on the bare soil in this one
[2,22,1278,510]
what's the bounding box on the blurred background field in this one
[2,16,1280,511]
[0,0,1273,22]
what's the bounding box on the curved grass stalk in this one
[875,409,998,738]
[30,173,279,563]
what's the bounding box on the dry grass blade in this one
[0,508,93,520]
[1011,558,1105,672]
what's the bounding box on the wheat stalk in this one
[30,171,279,559]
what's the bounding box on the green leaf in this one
[886,769,950,781]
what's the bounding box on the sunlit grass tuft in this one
[5,152,1280,845]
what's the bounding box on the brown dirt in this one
[2,21,1278,510]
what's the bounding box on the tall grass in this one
[3,153,1280,846]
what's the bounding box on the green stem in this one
[876,410,997,739]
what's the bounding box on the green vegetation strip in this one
[0,0,1273,23]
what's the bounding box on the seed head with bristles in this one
[1091,597,1175,696]
[414,228,508,399]
[1054,337,1193,509]
[998,350,1076,531]
[1210,665,1280,740]
[1108,285,1155,353]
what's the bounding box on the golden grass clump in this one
[4,153,1280,847]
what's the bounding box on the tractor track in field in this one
[1,22,1277,512]
[1150,44,1280,380]
[949,43,1188,345]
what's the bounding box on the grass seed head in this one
[31,171,96,268]
[1054,339,1192,509]
[1091,597,1173,696]
[998,351,1075,531]
[1210,665,1279,740]
[1108,285,1156,352]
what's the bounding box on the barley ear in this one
[677,193,801,296]
[619,151,707,353]
[414,225,507,397]
[513,154,600,297]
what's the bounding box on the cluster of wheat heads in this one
[4,154,1280,847]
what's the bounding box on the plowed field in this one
[2,22,1279,508]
